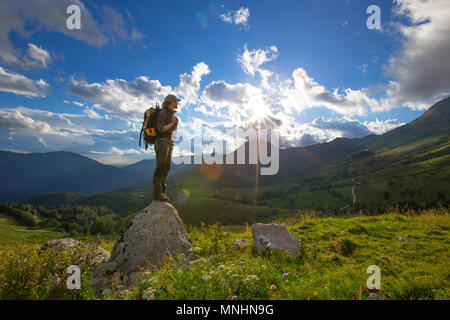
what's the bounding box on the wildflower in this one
[231,295,238,300]
[283,273,288,280]
[202,274,212,281]
[218,264,225,269]
[142,287,156,300]
[210,271,215,275]
[269,285,277,290]
[244,275,259,281]
[191,286,196,290]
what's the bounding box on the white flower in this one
[244,275,259,281]
[142,287,156,300]
[202,274,212,281]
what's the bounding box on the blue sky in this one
[0,0,449,165]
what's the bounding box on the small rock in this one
[234,238,250,250]
[368,292,380,300]
[251,223,300,257]
[91,261,118,292]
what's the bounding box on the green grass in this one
[0,213,65,249]
[1,209,448,300]
[175,197,295,226]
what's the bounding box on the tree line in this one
[0,203,127,236]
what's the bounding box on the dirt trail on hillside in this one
[0,223,66,235]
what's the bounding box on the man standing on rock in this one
[152,94,180,202]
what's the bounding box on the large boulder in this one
[251,223,300,257]
[109,201,193,273]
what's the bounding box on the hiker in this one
[152,94,180,201]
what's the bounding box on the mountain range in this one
[1,97,449,217]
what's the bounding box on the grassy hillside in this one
[1,208,448,300]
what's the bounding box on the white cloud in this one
[27,43,52,69]
[0,0,107,69]
[0,108,54,133]
[69,62,211,119]
[0,66,49,97]
[109,146,141,155]
[220,7,250,27]
[384,0,450,109]
[101,6,145,45]
[237,45,278,88]
[279,67,383,116]
[176,62,210,106]
[68,76,172,120]
[363,118,404,135]
[0,106,138,155]
[72,101,84,107]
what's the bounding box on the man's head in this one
[162,94,181,110]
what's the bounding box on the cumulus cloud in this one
[363,118,404,135]
[384,0,450,109]
[220,7,250,27]
[69,62,211,119]
[0,109,54,134]
[26,43,52,69]
[0,106,138,155]
[68,76,172,120]
[0,0,107,69]
[0,66,49,97]
[237,45,278,88]
[176,62,210,106]
[280,67,383,116]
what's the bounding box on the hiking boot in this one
[152,176,169,202]
[152,193,169,202]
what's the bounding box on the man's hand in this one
[171,115,178,126]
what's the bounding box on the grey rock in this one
[91,262,118,292]
[234,238,250,250]
[368,292,380,300]
[110,201,193,272]
[39,238,110,267]
[251,223,300,257]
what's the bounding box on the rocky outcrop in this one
[39,238,110,267]
[251,223,300,257]
[91,201,193,292]
[38,238,110,294]
[110,201,193,272]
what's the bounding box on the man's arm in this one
[157,110,178,133]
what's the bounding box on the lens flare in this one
[196,11,208,28]
[182,188,191,199]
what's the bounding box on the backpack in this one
[139,103,161,150]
